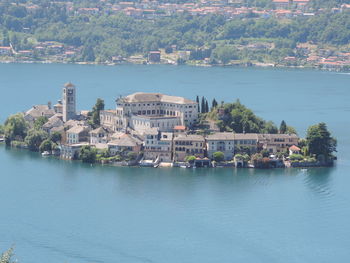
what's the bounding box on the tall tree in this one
[91,98,105,126]
[279,120,287,134]
[306,122,337,160]
[212,98,218,109]
[201,96,205,114]
[205,100,209,113]
[196,95,200,113]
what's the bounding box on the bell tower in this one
[62,82,76,122]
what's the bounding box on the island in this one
[0,82,337,169]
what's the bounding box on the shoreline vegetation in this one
[1,1,350,72]
[0,87,337,170]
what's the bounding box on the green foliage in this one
[39,139,53,153]
[0,124,4,135]
[0,2,349,64]
[25,129,48,152]
[234,153,250,162]
[185,155,196,163]
[213,151,225,162]
[34,116,48,130]
[79,145,97,163]
[306,122,337,160]
[0,247,15,263]
[50,131,62,143]
[261,149,270,158]
[4,113,28,144]
[289,154,304,161]
[127,151,137,161]
[279,120,287,134]
[91,98,105,127]
[212,99,277,133]
[212,98,218,109]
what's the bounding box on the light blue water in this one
[0,64,349,262]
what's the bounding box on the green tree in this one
[306,122,337,160]
[212,98,218,109]
[79,145,97,163]
[196,95,200,113]
[50,131,62,143]
[213,151,225,162]
[185,155,196,163]
[205,100,209,113]
[4,113,28,145]
[25,129,48,152]
[201,96,205,114]
[91,98,105,127]
[34,116,48,130]
[279,120,287,134]
[39,139,53,153]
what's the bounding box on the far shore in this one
[0,59,348,73]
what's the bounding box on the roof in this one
[144,128,159,135]
[289,145,301,151]
[206,132,235,141]
[174,125,186,130]
[120,92,196,105]
[258,133,299,140]
[43,114,63,128]
[174,134,205,142]
[108,134,142,147]
[25,105,55,118]
[234,133,259,140]
[64,82,75,88]
[90,127,109,134]
[67,125,89,134]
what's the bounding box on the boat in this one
[41,151,50,156]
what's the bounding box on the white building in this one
[100,92,198,133]
[206,132,236,161]
[143,128,173,162]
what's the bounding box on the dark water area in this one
[0,64,349,262]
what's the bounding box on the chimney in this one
[48,101,52,109]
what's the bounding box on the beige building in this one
[24,104,55,123]
[66,125,90,144]
[206,132,235,160]
[173,134,205,162]
[107,133,142,156]
[234,133,259,153]
[258,134,299,153]
[89,127,110,145]
[144,128,173,162]
[101,92,198,133]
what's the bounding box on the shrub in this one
[213,151,225,162]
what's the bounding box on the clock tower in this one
[62,82,76,122]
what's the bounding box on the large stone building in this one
[100,92,198,133]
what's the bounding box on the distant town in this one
[0,82,337,169]
[0,0,350,71]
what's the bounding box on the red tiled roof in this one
[289,145,301,151]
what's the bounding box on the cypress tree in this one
[196,95,200,113]
[279,120,287,134]
[201,97,205,113]
[212,98,218,108]
[205,100,209,113]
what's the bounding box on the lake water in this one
[0,64,350,262]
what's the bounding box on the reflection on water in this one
[303,167,334,197]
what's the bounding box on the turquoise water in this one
[0,64,350,262]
